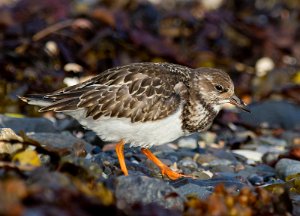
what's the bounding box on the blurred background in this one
[0,0,299,126]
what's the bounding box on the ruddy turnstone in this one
[21,62,249,180]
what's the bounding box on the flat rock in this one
[27,132,93,154]
[239,100,300,130]
[171,177,248,190]
[115,175,184,212]
[232,149,263,163]
[0,115,57,133]
[275,158,300,179]
[176,184,211,199]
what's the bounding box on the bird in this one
[20,62,249,180]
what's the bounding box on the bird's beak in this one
[229,95,250,113]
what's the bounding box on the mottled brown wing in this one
[39,63,184,122]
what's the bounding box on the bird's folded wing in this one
[39,63,185,122]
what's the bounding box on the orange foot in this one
[141,148,191,180]
[115,139,128,176]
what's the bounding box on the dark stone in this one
[27,132,93,154]
[248,174,264,186]
[275,158,300,179]
[171,177,248,191]
[91,146,102,154]
[0,115,57,133]
[237,164,276,181]
[114,175,184,212]
[176,184,211,199]
[239,100,300,130]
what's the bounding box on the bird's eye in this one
[215,84,224,92]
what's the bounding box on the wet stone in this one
[239,100,300,130]
[232,149,263,163]
[0,115,57,133]
[210,164,234,173]
[27,132,93,154]
[114,175,185,212]
[195,153,218,164]
[262,152,281,165]
[178,158,198,169]
[171,177,248,191]
[258,136,287,147]
[237,164,276,184]
[206,158,234,167]
[190,170,212,180]
[176,184,211,199]
[92,152,118,175]
[248,174,265,186]
[214,150,239,163]
[275,158,300,179]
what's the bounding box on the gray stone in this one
[275,158,300,179]
[0,115,57,133]
[239,100,300,130]
[237,164,276,180]
[27,132,93,153]
[115,175,184,211]
[232,149,263,163]
[176,184,211,199]
[178,158,198,169]
[210,164,234,173]
[291,194,300,216]
[207,158,233,167]
[171,177,248,191]
[176,133,199,149]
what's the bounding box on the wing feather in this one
[39,63,189,122]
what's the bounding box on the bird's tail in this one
[19,95,53,108]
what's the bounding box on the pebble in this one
[178,158,198,169]
[176,134,199,149]
[210,164,234,173]
[232,149,263,163]
[275,158,300,179]
[262,152,281,165]
[237,164,276,182]
[176,184,211,199]
[248,174,265,186]
[206,158,234,167]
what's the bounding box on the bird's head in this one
[191,68,250,113]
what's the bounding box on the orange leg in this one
[141,148,187,180]
[115,139,128,176]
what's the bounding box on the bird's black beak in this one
[229,95,250,113]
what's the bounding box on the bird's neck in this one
[181,95,219,133]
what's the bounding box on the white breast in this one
[66,106,186,148]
